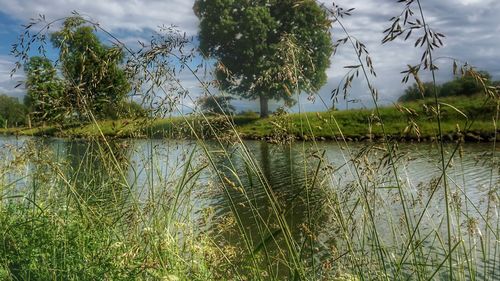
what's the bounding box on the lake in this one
[1,136,498,279]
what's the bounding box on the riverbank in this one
[1,95,498,142]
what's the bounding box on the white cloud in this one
[0,0,199,34]
[459,0,494,5]
[0,56,24,98]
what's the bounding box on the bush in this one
[398,82,439,102]
[101,100,148,119]
[399,72,491,102]
[440,77,482,97]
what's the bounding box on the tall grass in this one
[1,1,499,280]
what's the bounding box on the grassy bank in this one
[1,95,497,142]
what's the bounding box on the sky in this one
[0,0,499,113]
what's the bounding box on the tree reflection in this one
[206,141,332,277]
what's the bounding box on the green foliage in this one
[400,71,492,102]
[398,82,439,102]
[119,100,148,118]
[0,94,26,127]
[0,206,114,280]
[194,0,333,117]
[24,56,66,122]
[440,76,483,97]
[50,17,131,120]
[100,100,148,119]
[0,191,214,280]
[196,95,235,115]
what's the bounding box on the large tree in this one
[50,17,130,119]
[194,0,333,117]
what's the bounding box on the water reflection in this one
[205,141,331,274]
[1,136,498,278]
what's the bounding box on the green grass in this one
[237,95,497,140]
[1,95,497,141]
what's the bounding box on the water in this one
[1,136,498,278]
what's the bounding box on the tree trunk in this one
[259,94,269,118]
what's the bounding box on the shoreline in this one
[1,95,498,143]
[1,124,497,143]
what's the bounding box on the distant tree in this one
[194,0,333,118]
[50,17,130,120]
[441,70,491,97]
[398,82,439,102]
[0,94,27,127]
[441,77,483,98]
[24,56,65,122]
[439,80,463,97]
[399,71,493,102]
[110,100,148,119]
[196,95,235,115]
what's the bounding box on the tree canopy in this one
[194,0,333,117]
[24,56,65,122]
[50,17,130,120]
